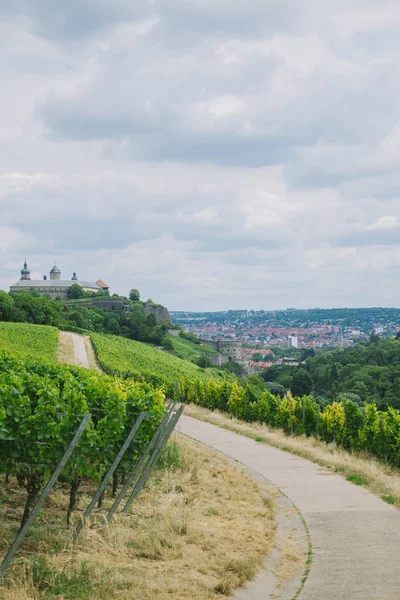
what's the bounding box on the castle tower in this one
[20,260,31,281]
[49,265,61,281]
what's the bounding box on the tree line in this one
[0,289,171,347]
[261,336,400,410]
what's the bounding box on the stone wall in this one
[144,304,172,323]
[67,299,126,311]
[168,329,181,337]
[208,353,230,367]
[217,340,243,361]
[199,339,243,361]
[10,287,69,301]
[200,339,220,352]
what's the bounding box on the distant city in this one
[171,308,400,372]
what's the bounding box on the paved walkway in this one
[66,332,90,369]
[178,415,400,600]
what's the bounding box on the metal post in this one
[73,411,146,541]
[123,405,184,514]
[0,414,91,579]
[106,402,177,523]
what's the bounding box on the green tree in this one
[291,369,313,397]
[300,348,315,361]
[196,355,212,368]
[67,284,85,299]
[129,289,140,302]
[266,382,286,398]
[0,291,14,321]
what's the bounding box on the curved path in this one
[179,415,400,600]
[65,332,90,369]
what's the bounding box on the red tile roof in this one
[96,279,109,289]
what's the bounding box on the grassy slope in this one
[0,322,58,361]
[168,334,218,362]
[91,332,228,385]
[0,437,275,600]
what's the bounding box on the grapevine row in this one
[177,378,400,468]
[0,352,165,528]
[90,332,230,393]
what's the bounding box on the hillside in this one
[90,332,228,388]
[167,334,219,362]
[263,337,400,409]
[0,321,58,361]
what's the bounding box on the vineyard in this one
[90,332,229,391]
[178,377,400,467]
[0,351,165,535]
[0,322,58,361]
[167,334,219,362]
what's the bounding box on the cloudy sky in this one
[1,1,400,310]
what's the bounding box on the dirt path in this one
[63,332,90,369]
[179,414,400,600]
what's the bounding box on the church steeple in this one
[20,259,31,281]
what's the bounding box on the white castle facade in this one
[10,261,108,301]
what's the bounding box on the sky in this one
[1,1,400,311]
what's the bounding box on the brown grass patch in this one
[0,436,275,600]
[57,331,75,366]
[184,404,400,509]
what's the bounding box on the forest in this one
[261,336,400,410]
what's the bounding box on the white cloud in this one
[366,216,399,231]
[2,1,400,309]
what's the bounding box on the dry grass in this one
[83,336,102,372]
[184,404,400,509]
[275,528,306,586]
[57,331,75,366]
[0,436,275,600]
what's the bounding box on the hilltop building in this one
[10,261,107,301]
[199,338,243,362]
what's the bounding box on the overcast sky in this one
[1,1,400,311]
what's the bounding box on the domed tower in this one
[49,265,61,281]
[20,259,31,281]
[71,272,78,281]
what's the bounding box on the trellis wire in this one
[0,413,92,579]
[123,404,184,514]
[73,410,147,542]
[106,401,177,523]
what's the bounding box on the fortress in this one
[200,339,243,362]
[10,261,108,301]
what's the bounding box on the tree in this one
[369,332,379,344]
[0,291,14,321]
[196,355,212,368]
[300,348,315,361]
[266,382,286,398]
[252,352,263,362]
[67,284,85,299]
[291,369,313,397]
[221,361,246,377]
[129,289,140,302]
[161,336,173,350]
[106,318,121,336]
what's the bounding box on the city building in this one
[287,335,298,348]
[10,260,106,301]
